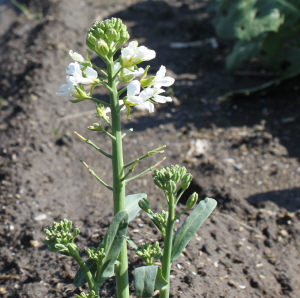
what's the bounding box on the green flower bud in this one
[181,173,193,190]
[166,180,177,194]
[138,198,151,214]
[96,40,109,57]
[88,123,104,132]
[86,33,98,51]
[87,18,129,53]
[186,192,198,209]
[105,28,117,42]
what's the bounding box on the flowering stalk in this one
[48,17,176,298]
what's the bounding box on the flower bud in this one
[181,173,192,190]
[87,18,129,53]
[96,40,109,57]
[88,123,104,132]
[105,28,118,42]
[86,33,98,51]
[166,180,177,194]
[186,192,198,209]
[138,198,151,214]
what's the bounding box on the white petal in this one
[114,62,121,73]
[128,41,138,51]
[69,50,84,63]
[56,82,75,97]
[128,95,143,105]
[157,76,175,87]
[156,65,166,80]
[154,94,172,103]
[134,67,145,78]
[139,88,154,100]
[85,66,98,81]
[127,80,141,96]
[136,46,156,61]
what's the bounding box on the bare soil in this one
[0,0,299,297]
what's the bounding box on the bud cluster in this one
[44,219,80,255]
[86,247,106,263]
[139,198,168,236]
[152,165,192,195]
[136,241,162,265]
[86,18,129,58]
[75,290,97,298]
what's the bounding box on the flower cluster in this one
[57,51,98,98]
[57,20,175,115]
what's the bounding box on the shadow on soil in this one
[108,0,300,160]
[247,187,300,212]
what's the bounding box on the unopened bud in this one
[88,123,103,132]
[138,198,151,214]
[186,192,198,209]
[166,180,177,194]
[105,28,118,42]
[96,40,109,57]
[181,173,192,190]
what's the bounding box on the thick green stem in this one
[160,195,175,298]
[107,58,129,298]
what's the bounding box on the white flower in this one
[69,50,85,63]
[56,77,76,97]
[121,41,156,67]
[126,80,154,112]
[66,62,98,85]
[153,65,175,88]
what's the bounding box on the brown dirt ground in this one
[0,0,299,297]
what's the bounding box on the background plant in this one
[211,0,300,77]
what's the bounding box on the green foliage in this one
[125,193,146,222]
[213,0,300,75]
[171,198,217,261]
[134,266,158,297]
[74,211,128,287]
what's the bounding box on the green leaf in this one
[171,198,217,261]
[125,193,146,222]
[74,211,128,287]
[214,0,284,41]
[97,210,128,284]
[226,39,261,71]
[134,266,158,297]
[155,267,168,291]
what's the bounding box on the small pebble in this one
[34,214,47,221]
